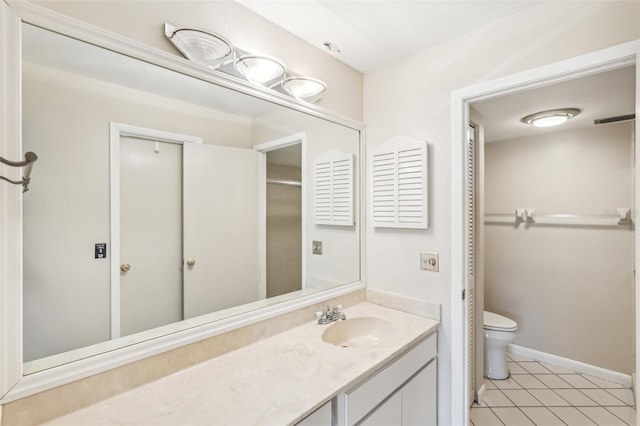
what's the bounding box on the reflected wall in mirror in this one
[22,23,361,373]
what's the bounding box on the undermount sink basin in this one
[321,317,393,348]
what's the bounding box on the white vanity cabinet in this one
[297,401,333,426]
[342,332,437,426]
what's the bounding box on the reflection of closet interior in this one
[266,144,302,298]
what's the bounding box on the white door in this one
[183,143,259,319]
[119,137,183,336]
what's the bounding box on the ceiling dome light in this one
[282,77,327,100]
[234,55,286,85]
[165,24,233,69]
[521,108,581,128]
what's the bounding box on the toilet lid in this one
[484,311,517,331]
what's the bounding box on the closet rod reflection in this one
[267,178,302,188]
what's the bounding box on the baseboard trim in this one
[508,344,632,388]
[476,383,487,405]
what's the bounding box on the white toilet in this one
[484,311,518,380]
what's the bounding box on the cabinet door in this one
[360,392,401,426]
[296,401,332,426]
[401,360,437,426]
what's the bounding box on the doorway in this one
[470,66,636,425]
[451,42,640,425]
[255,133,306,299]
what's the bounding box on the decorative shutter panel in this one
[313,150,354,226]
[371,137,428,229]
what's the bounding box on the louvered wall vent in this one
[370,136,428,229]
[314,150,354,226]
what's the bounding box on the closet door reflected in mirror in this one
[182,143,259,319]
[116,131,261,337]
[119,136,184,337]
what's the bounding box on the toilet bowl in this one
[484,311,518,380]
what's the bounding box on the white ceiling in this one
[236,0,541,73]
[238,0,636,141]
[472,66,636,142]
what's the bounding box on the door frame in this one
[450,40,640,425]
[254,133,307,299]
[109,122,202,339]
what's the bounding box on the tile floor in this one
[470,352,636,426]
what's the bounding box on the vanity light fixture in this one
[234,55,286,85]
[165,22,327,103]
[282,76,327,100]
[520,108,581,128]
[164,23,233,69]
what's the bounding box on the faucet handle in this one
[315,311,324,319]
[333,304,343,313]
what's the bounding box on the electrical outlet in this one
[312,241,323,255]
[420,251,439,272]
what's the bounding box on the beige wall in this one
[266,164,302,298]
[22,62,253,361]
[363,2,640,423]
[31,0,364,121]
[484,123,634,374]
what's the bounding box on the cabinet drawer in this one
[296,401,332,426]
[346,333,436,425]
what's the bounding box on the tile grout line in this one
[576,387,629,407]
[516,405,554,426]
[602,406,634,426]
[486,406,508,426]
[472,354,636,426]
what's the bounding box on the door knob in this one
[120,263,131,272]
[186,258,196,266]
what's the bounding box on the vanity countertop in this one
[44,302,439,426]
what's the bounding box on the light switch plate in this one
[420,251,439,272]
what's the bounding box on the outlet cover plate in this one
[312,240,323,255]
[421,251,439,272]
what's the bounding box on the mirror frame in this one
[0,0,365,403]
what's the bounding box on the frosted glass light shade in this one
[166,28,233,69]
[282,77,327,100]
[521,108,581,128]
[234,55,286,85]
[530,116,569,127]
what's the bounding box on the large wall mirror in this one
[14,15,362,380]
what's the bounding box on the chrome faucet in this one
[316,304,346,324]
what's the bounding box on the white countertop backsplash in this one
[44,302,439,426]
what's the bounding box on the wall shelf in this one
[485,208,632,227]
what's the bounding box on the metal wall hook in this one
[0,151,38,192]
